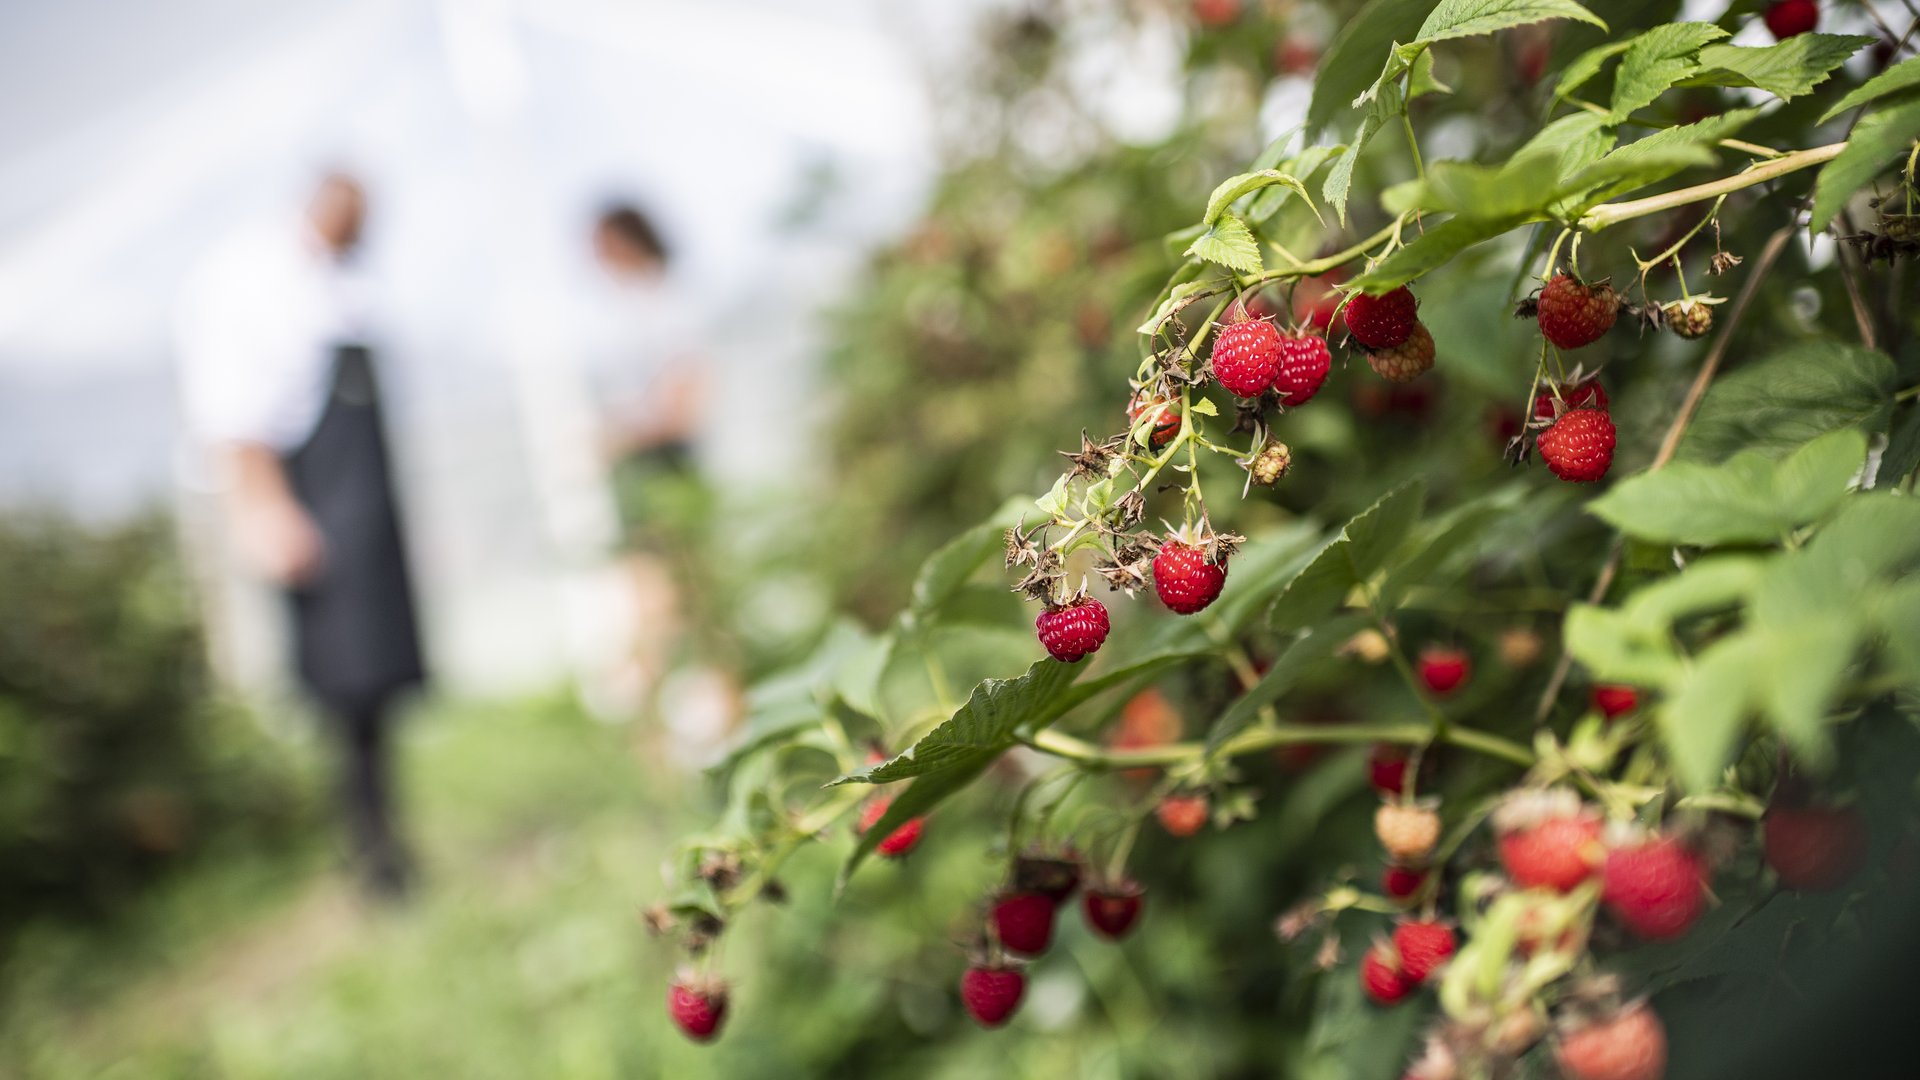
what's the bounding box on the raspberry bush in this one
[648,3,1920,1076]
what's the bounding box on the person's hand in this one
[237,496,325,587]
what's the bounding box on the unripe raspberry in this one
[1535,275,1619,350]
[1343,286,1419,349]
[1211,317,1284,397]
[1663,299,1713,339]
[1156,793,1210,837]
[1376,803,1441,862]
[1365,322,1435,383]
[1247,439,1292,486]
[1554,1003,1667,1080]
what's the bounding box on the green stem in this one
[1023,720,1534,771]
[1243,218,1406,288]
[1579,143,1847,232]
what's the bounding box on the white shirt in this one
[174,219,371,452]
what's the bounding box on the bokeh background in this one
[2,1,1910,1078]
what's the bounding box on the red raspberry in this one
[1035,598,1109,663]
[667,979,729,1042]
[1555,1004,1667,1080]
[1537,408,1616,483]
[858,797,925,858]
[1536,275,1619,350]
[1381,863,1427,901]
[991,891,1057,955]
[1014,851,1083,905]
[1360,943,1414,1004]
[1191,0,1240,28]
[1391,920,1457,983]
[1367,743,1412,796]
[1591,684,1639,721]
[1532,379,1609,421]
[1343,286,1418,349]
[1272,331,1332,406]
[1498,812,1603,892]
[961,964,1026,1027]
[1211,318,1284,397]
[1764,0,1817,39]
[1765,804,1868,891]
[1152,541,1228,614]
[1128,394,1181,448]
[1364,322,1435,383]
[1417,646,1471,696]
[1603,835,1706,939]
[1156,793,1209,837]
[1082,880,1146,940]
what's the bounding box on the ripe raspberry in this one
[1537,408,1616,483]
[1554,1004,1667,1080]
[1765,804,1868,891]
[1082,880,1146,940]
[1191,0,1241,28]
[1763,0,1817,39]
[1014,851,1082,905]
[991,891,1057,956]
[1417,646,1471,697]
[1247,439,1293,486]
[1128,394,1181,448]
[1603,835,1706,940]
[1663,299,1713,339]
[667,979,729,1042]
[961,964,1026,1027]
[1156,793,1210,837]
[1375,803,1441,862]
[1591,684,1639,721]
[1368,743,1412,796]
[1273,331,1332,406]
[1360,943,1414,1004]
[1532,379,1609,421]
[1152,541,1228,614]
[1036,598,1110,663]
[1211,317,1284,397]
[1343,286,1418,349]
[1535,275,1619,350]
[1391,920,1457,983]
[1496,802,1603,892]
[1365,321,1435,383]
[1381,863,1427,902]
[858,797,925,858]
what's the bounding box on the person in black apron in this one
[177,173,424,900]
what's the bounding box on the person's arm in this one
[224,442,325,587]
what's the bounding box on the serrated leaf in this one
[1324,68,1408,224]
[1560,108,1759,210]
[1346,214,1528,292]
[1811,96,1920,231]
[1308,0,1435,135]
[1345,480,1427,576]
[1587,429,1865,546]
[1819,55,1920,124]
[1408,47,1451,99]
[1608,22,1728,120]
[1514,111,1618,176]
[1248,146,1344,225]
[909,498,1027,618]
[1415,0,1605,43]
[1185,212,1264,274]
[1204,170,1315,226]
[1686,34,1874,101]
[1137,274,1217,336]
[1205,614,1370,753]
[1556,38,1634,100]
[1269,535,1359,634]
[1680,342,1899,462]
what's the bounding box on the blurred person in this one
[174,172,423,900]
[583,201,736,762]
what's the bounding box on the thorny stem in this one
[1578,143,1847,231]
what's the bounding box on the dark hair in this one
[595,203,670,265]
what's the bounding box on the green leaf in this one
[1248,146,1344,225]
[1686,34,1874,102]
[908,498,1027,619]
[1415,0,1605,43]
[1555,38,1633,101]
[1754,612,1857,765]
[1185,212,1264,274]
[1876,405,1920,489]
[1514,111,1618,177]
[1811,96,1920,231]
[1203,170,1315,225]
[1587,428,1866,546]
[1609,22,1728,119]
[1137,276,1218,337]
[1308,0,1435,135]
[1269,482,1426,631]
[1559,108,1759,209]
[1346,214,1527,292]
[1345,479,1427,575]
[1658,633,1762,792]
[1324,70,1406,224]
[1421,159,1561,218]
[1205,614,1370,753]
[1820,55,1920,123]
[1680,342,1899,462]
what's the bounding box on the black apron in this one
[281,344,426,712]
